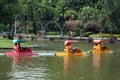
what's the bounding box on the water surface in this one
[0,41,120,80]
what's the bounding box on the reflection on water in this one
[92,53,107,80]
[0,41,120,80]
[10,56,49,80]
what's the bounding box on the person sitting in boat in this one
[64,44,78,53]
[18,42,28,51]
[72,47,77,52]
[93,43,98,50]
[64,44,72,53]
[17,43,22,51]
[94,42,102,51]
[14,43,18,51]
[18,42,26,51]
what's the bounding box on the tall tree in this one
[0,0,20,31]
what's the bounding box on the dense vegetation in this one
[0,0,120,37]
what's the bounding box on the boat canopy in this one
[93,39,105,43]
[12,40,26,43]
[64,40,78,46]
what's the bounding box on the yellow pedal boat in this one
[89,39,110,54]
[55,40,88,56]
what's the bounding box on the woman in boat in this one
[14,43,18,51]
[13,42,20,53]
[64,44,72,53]
[97,42,102,51]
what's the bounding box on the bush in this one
[8,34,13,40]
[47,32,57,35]
[0,23,8,32]
[83,32,93,37]
[87,36,93,43]
[16,34,23,40]
[109,36,117,43]
[30,34,37,40]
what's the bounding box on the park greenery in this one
[0,0,120,39]
[0,38,32,47]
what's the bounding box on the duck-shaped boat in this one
[89,39,110,54]
[55,40,88,56]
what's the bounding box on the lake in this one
[0,40,120,80]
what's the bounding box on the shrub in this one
[47,32,57,35]
[83,32,93,37]
[30,34,37,40]
[87,36,93,43]
[109,36,117,43]
[8,34,13,40]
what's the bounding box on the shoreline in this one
[0,37,120,50]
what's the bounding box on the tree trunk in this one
[30,4,36,34]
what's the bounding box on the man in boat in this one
[17,43,22,51]
[17,42,26,51]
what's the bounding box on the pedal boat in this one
[4,40,37,57]
[89,39,110,54]
[55,40,88,56]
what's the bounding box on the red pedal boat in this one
[4,40,37,57]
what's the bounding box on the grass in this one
[90,33,120,38]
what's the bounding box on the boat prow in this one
[89,47,110,54]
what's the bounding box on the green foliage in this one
[47,32,57,35]
[0,0,20,25]
[64,9,78,20]
[0,23,8,32]
[7,34,13,40]
[0,0,120,35]
[83,32,94,37]
[79,6,99,23]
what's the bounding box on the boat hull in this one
[55,51,88,56]
[89,48,110,54]
[55,52,82,56]
[4,48,37,57]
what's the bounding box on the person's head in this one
[15,43,17,45]
[18,42,20,45]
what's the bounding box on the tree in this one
[0,0,20,32]
[79,6,100,38]
[96,0,120,34]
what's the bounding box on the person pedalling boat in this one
[13,43,17,51]
[13,43,19,53]
[17,42,26,51]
